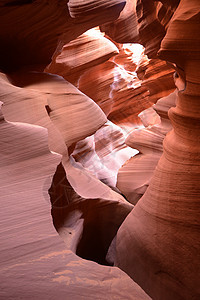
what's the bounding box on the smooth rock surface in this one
[0,104,150,300]
[115,1,200,299]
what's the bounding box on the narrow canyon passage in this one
[0,1,199,300]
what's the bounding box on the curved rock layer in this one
[115,1,200,299]
[78,60,116,116]
[0,104,150,300]
[0,72,66,155]
[68,0,126,19]
[0,58,138,200]
[0,72,107,156]
[137,58,176,104]
[100,0,139,43]
[1,0,200,299]
[0,56,150,300]
[78,44,151,126]
[101,0,180,57]
[117,90,176,204]
[72,120,138,188]
[49,162,133,266]
[47,28,175,129]
[47,85,107,148]
[45,28,119,85]
[0,0,125,72]
[1,70,129,201]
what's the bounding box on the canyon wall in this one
[115,1,200,300]
[0,0,199,299]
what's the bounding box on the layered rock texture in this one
[115,1,200,300]
[0,0,200,299]
[0,102,149,300]
[117,91,176,204]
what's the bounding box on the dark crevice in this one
[48,163,132,266]
[4,0,35,6]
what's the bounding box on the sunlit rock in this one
[78,42,151,127]
[72,120,138,189]
[117,90,176,204]
[45,28,119,85]
[47,85,107,148]
[115,1,200,299]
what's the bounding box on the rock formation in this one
[0,0,199,299]
[46,28,152,127]
[0,101,149,300]
[117,90,176,204]
[0,0,125,72]
[115,1,200,300]
[45,28,119,85]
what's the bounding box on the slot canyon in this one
[0,1,199,299]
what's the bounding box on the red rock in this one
[0,1,124,73]
[78,60,116,116]
[117,90,176,204]
[115,1,200,299]
[68,0,126,21]
[100,0,140,43]
[72,120,138,189]
[1,0,199,299]
[0,103,149,300]
[138,58,176,104]
[0,71,106,151]
[45,28,119,85]
[79,43,151,127]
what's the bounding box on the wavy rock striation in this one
[78,43,151,127]
[68,0,126,20]
[137,58,176,104]
[0,102,149,300]
[100,0,139,43]
[1,0,200,299]
[45,28,119,85]
[117,90,176,204]
[115,1,200,299]
[101,0,180,58]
